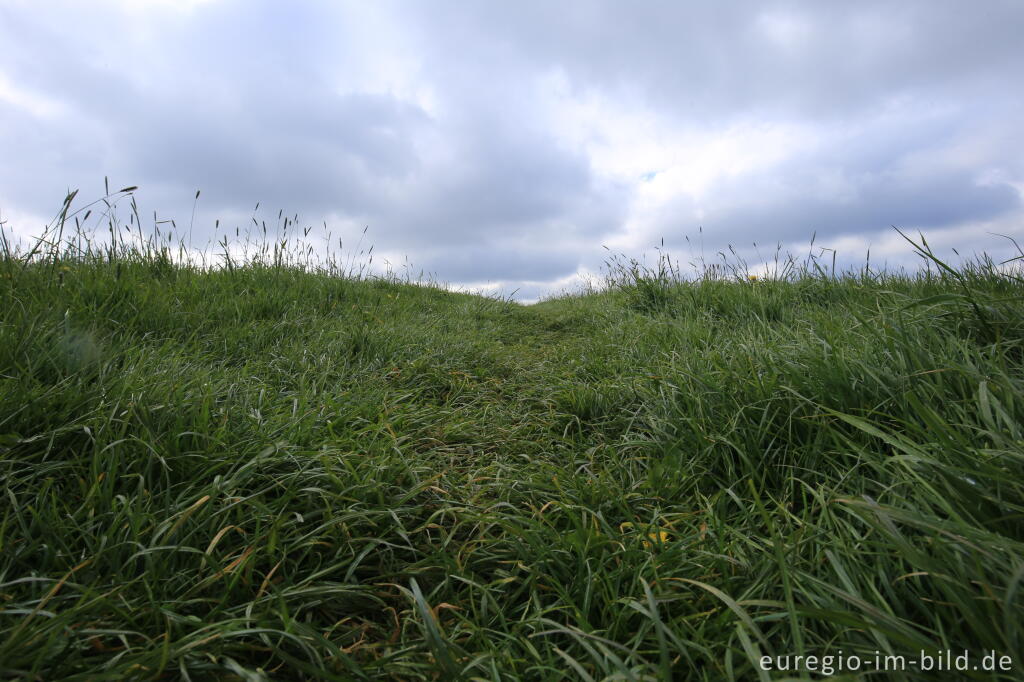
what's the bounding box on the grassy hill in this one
[2,217,1024,679]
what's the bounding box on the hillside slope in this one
[2,252,1023,679]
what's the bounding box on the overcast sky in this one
[2,1,1023,300]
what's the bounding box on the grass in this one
[1,189,1023,680]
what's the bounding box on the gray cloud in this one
[410,244,582,284]
[695,169,1019,249]
[414,1,1024,121]
[387,118,593,241]
[121,91,431,216]
[638,103,1023,253]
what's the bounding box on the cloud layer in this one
[2,0,1022,297]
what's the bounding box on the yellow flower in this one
[643,530,670,548]
[748,274,758,281]
[620,522,671,548]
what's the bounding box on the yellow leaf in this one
[642,530,671,548]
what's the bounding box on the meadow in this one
[1,190,1023,680]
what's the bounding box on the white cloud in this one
[756,11,812,49]
[0,73,65,118]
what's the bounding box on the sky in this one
[2,0,1023,300]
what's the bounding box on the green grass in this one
[2,192,1024,680]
